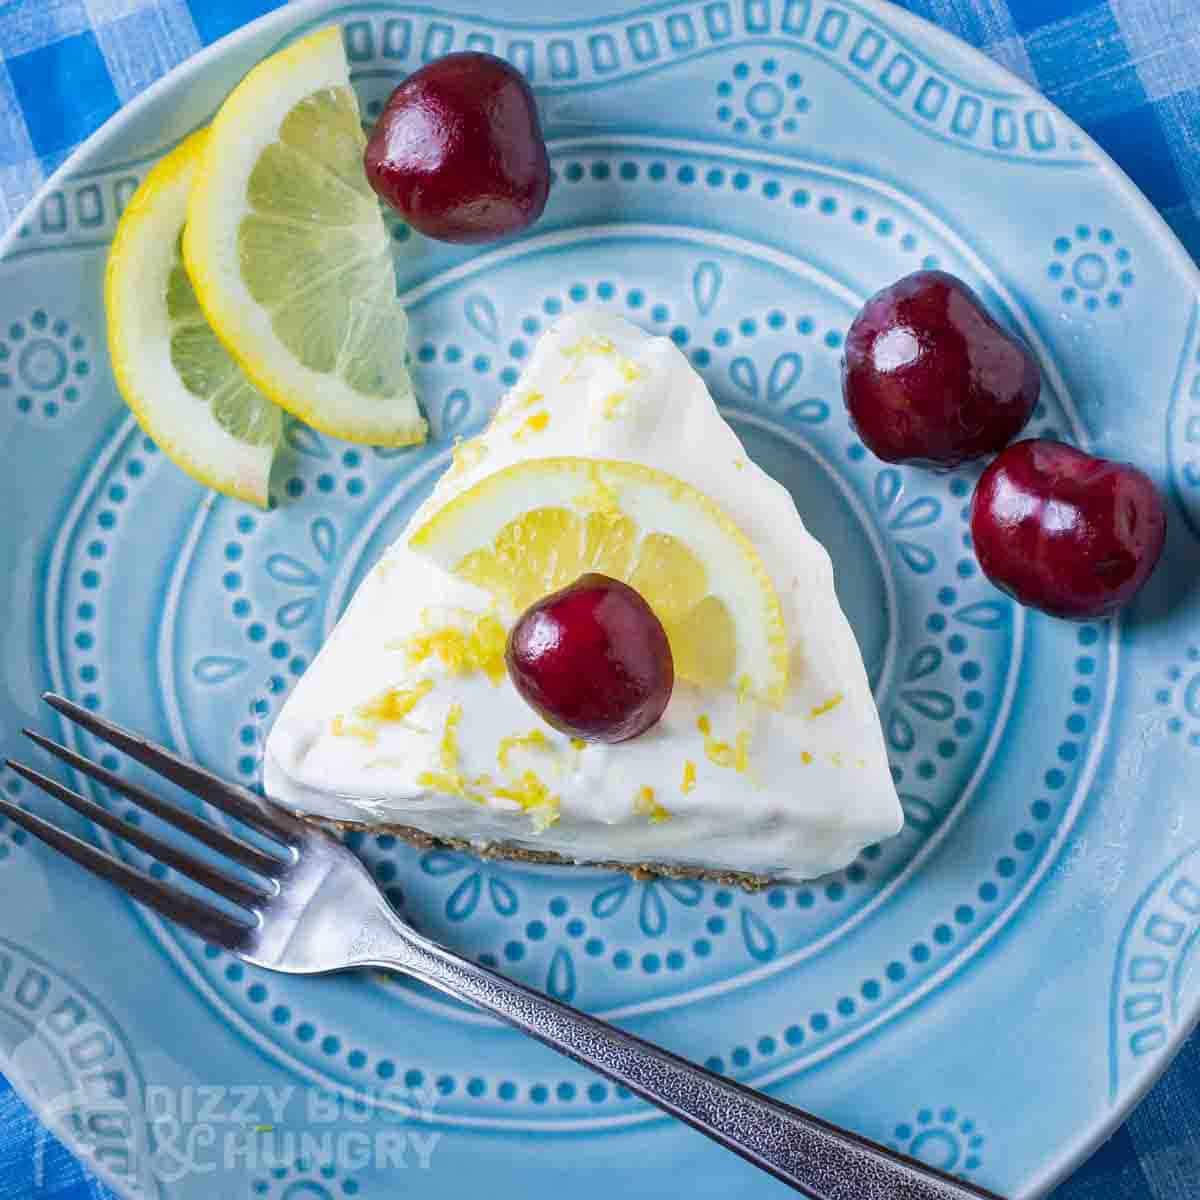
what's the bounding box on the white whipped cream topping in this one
[264,311,902,880]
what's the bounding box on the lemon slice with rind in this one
[184,27,424,446]
[409,458,789,703]
[105,129,281,507]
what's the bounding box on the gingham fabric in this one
[0,1,1198,1197]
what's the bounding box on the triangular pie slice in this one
[264,311,902,881]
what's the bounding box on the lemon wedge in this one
[105,129,281,507]
[409,457,789,703]
[183,27,424,446]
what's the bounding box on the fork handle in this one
[358,909,1005,1200]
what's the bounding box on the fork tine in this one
[43,693,307,846]
[23,728,288,878]
[0,793,253,950]
[6,759,274,913]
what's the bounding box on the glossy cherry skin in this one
[843,270,1040,467]
[364,52,549,243]
[970,439,1167,619]
[506,574,675,743]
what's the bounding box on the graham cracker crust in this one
[301,812,772,891]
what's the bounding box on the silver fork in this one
[3,692,1005,1200]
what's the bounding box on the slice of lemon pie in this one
[264,311,902,881]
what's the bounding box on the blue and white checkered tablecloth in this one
[1,1,1198,1197]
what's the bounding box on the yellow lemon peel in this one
[634,785,672,824]
[734,730,751,774]
[565,335,615,358]
[697,714,752,773]
[560,336,643,387]
[406,613,507,685]
[513,410,550,441]
[416,769,494,804]
[494,770,560,830]
[330,715,377,745]
[809,693,844,719]
[440,704,463,770]
[416,704,496,804]
[497,729,552,771]
[333,679,435,743]
[602,390,628,419]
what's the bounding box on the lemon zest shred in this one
[440,704,464,770]
[801,750,814,765]
[355,678,435,723]
[809,693,845,719]
[736,674,756,727]
[734,730,751,774]
[417,769,456,794]
[602,390,628,419]
[633,785,672,824]
[570,738,587,752]
[565,335,615,358]
[517,390,545,410]
[330,714,378,746]
[560,336,641,388]
[681,760,697,794]
[414,704,498,805]
[416,769,494,804]
[493,769,560,830]
[497,729,551,771]
[513,410,550,441]
[493,769,553,806]
[406,614,507,685]
[560,335,615,382]
[697,714,737,770]
[333,678,437,743]
[618,356,644,383]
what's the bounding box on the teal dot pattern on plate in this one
[0,309,90,422]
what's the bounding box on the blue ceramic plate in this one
[1,3,1198,1198]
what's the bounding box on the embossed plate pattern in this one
[0,2,1198,1198]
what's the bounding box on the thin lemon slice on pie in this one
[105,129,281,507]
[184,26,424,446]
[409,457,790,703]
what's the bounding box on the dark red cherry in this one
[506,574,674,743]
[970,439,1167,619]
[843,270,1040,467]
[364,52,549,243]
